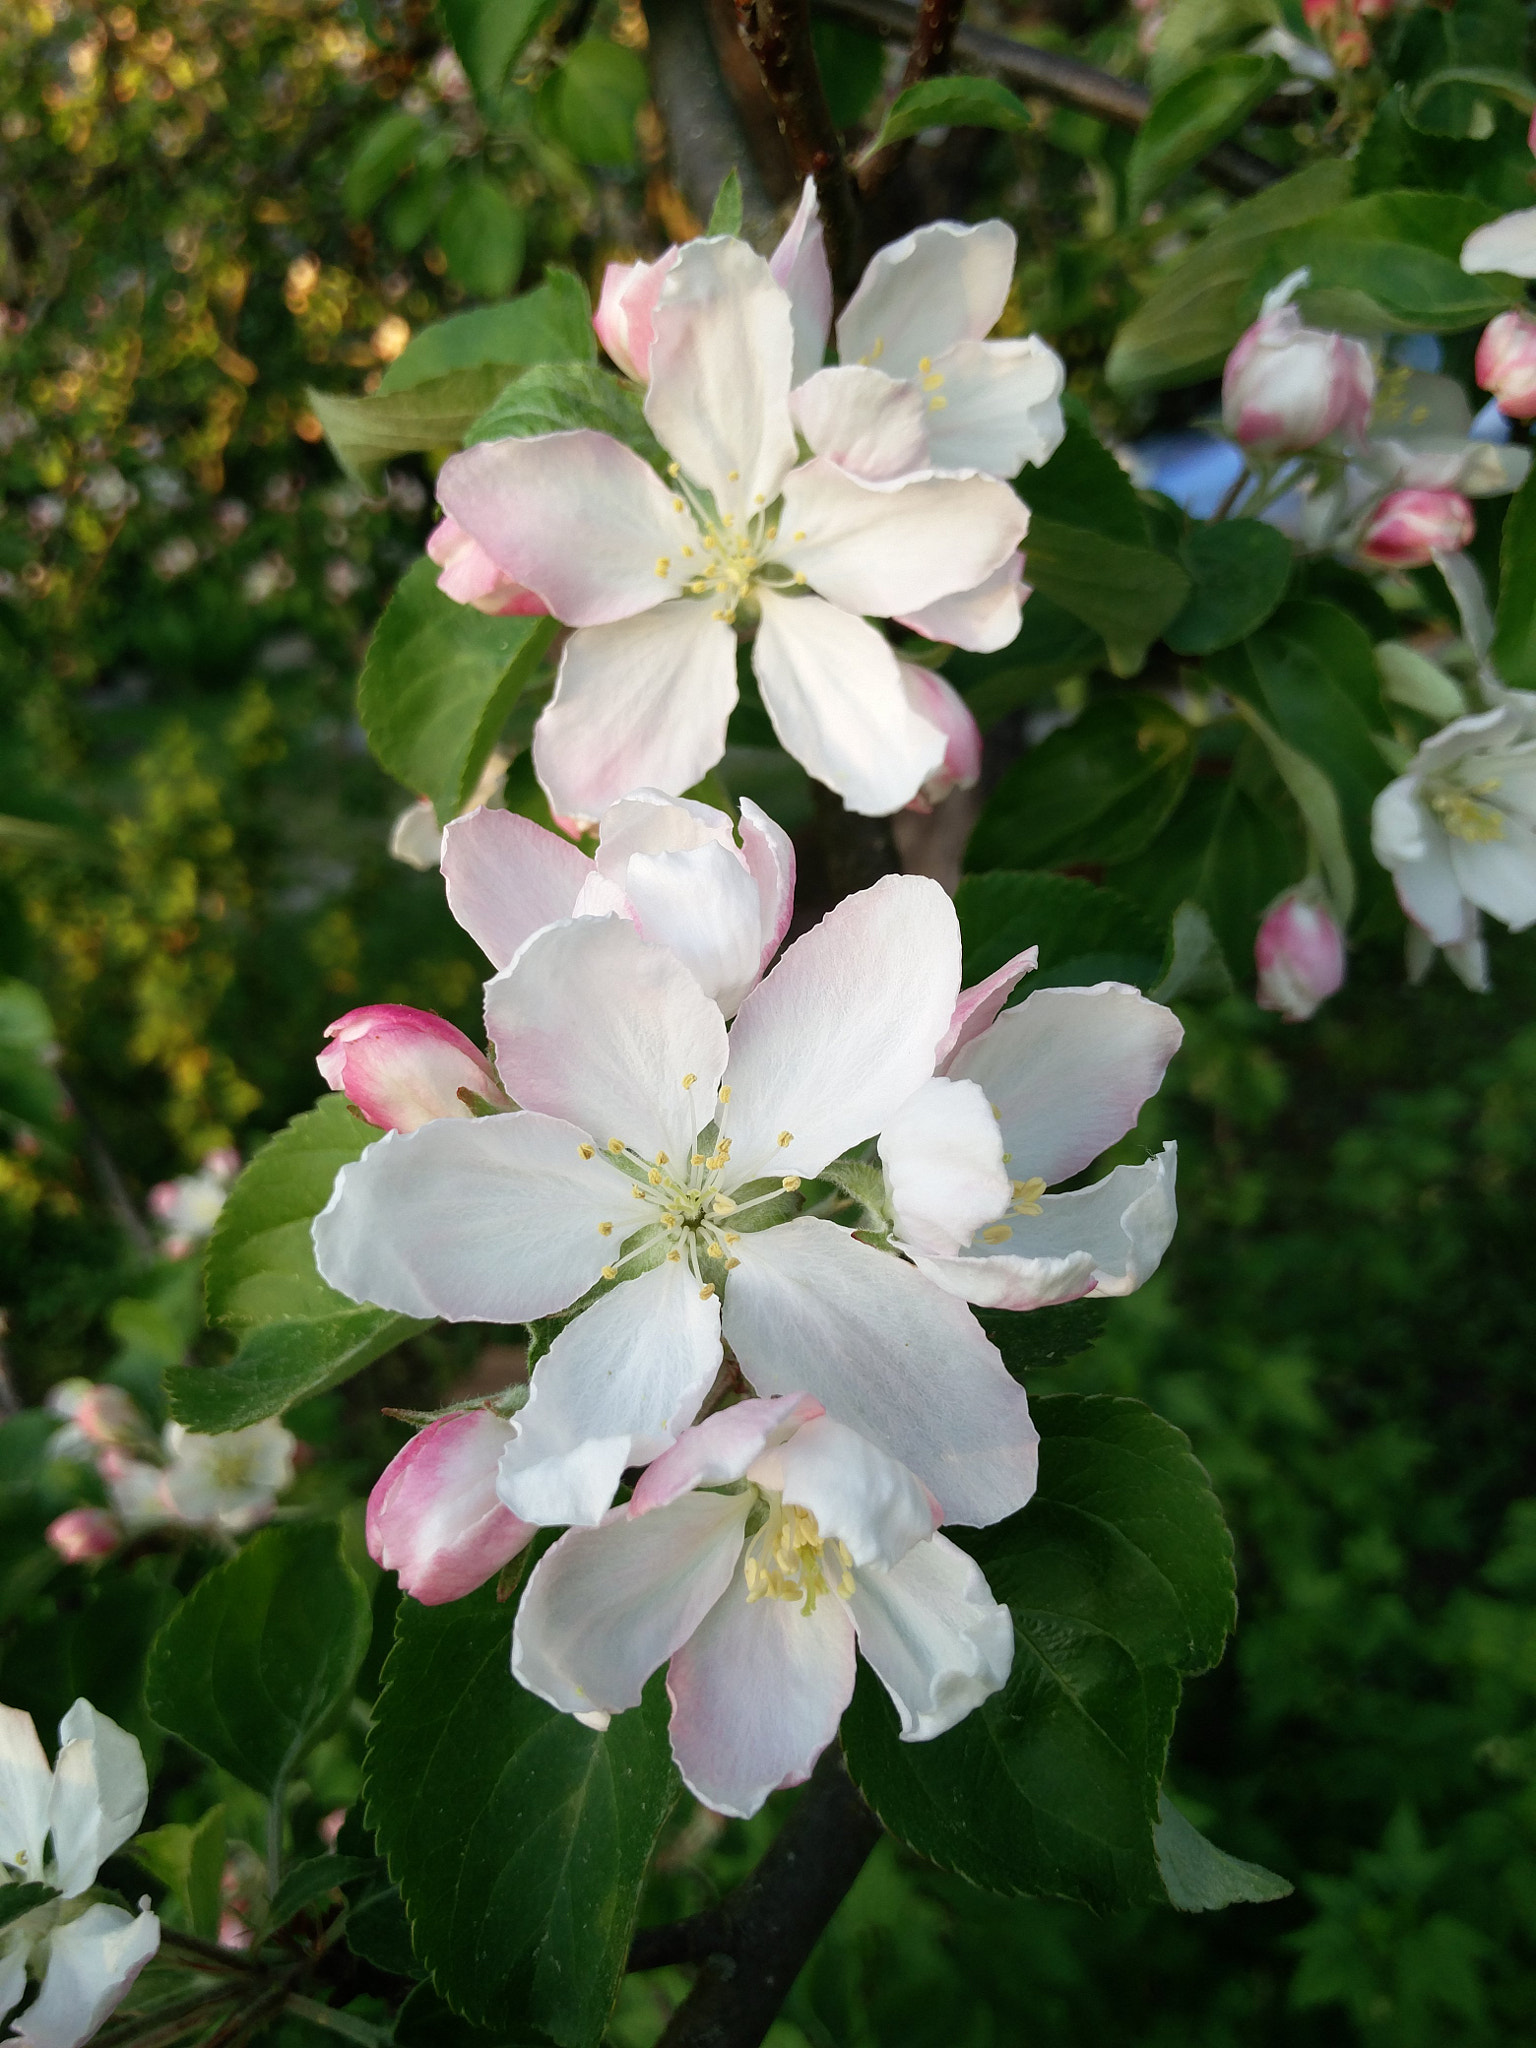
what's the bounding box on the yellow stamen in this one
[608,1137,624,1153]
[682,1072,696,1089]
[699,1283,716,1301]
[782,1175,801,1192]
[578,1143,595,1160]
[777,1130,793,1147]
[598,1221,613,1236]
[982,1223,1013,1244]
[601,1264,617,1280]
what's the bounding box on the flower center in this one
[743,1493,853,1615]
[976,1174,1047,1247]
[661,464,806,624]
[1428,775,1505,843]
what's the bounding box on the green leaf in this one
[0,977,67,1134]
[958,596,1104,727]
[540,40,648,169]
[1165,520,1293,656]
[1023,412,1148,545]
[465,361,664,466]
[955,869,1163,991]
[1405,64,1536,138]
[1126,55,1281,215]
[1375,641,1467,722]
[394,1981,533,2047]
[308,366,516,493]
[1154,1793,1292,1909]
[1231,699,1357,923]
[442,0,558,107]
[270,1853,380,1928]
[865,74,1031,157]
[843,1394,1235,1908]
[976,1299,1108,1377]
[1149,900,1236,1004]
[345,1870,422,1978]
[365,1580,679,2048]
[966,697,1196,874]
[437,178,526,301]
[1024,519,1191,674]
[344,111,425,220]
[706,167,743,237]
[131,1805,226,1940]
[380,272,594,394]
[1108,160,1354,392]
[0,1885,58,1933]
[145,1522,371,1799]
[1278,193,1518,334]
[1492,459,1536,688]
[358,556,560,822]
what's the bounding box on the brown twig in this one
[733,0,864,293]
[628,1906,734,1972]
[154,1930,264,1974]
[857,0,967,194]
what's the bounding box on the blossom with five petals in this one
[434,236,1029,824]
[511,1393,1012,1817]
[0,1698,159,2048]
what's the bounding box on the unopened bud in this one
[592,248,680,382]
[317,1004,508,1134]
[1255,888,1346,1022]
[1360,488,1474,569]
[367,1409,535,1605]
[45,1507,122,1562]
[1475,309,1536,421]
[899,663,983,814]
[1222,273,1375,455]
[426,515,548,618]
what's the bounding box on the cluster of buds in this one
[1301,0,1392,70]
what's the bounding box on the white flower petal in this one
[436,431,695,625]
[441,809,594,972]
[594,789,737,870]
[921,337,1065,478]
[0,1704,52,1886]
[949,984,1183,1190]
[1461,209,1536,278]
[776,460,1029,617]
[751,590,946,816]
[895,552,1027,654]
[723,1218,1038,1526]
[789,366,931,486]
[837,220,1017,378]
[496,1260,723,1526]
[621,841,766,1015]
[485,914,727,1164]
[629,1393,824,1514]
[770,177,833,385]
[665,1554,855,1817]
[722,875,960,1184]
[1449,823,1536,931]
[908,1245,1095,1310]
[749,1415,937,1569]
[848,1532,1013,1741]
[533,603,739,832]
[935,945,1038,1069]
[48,1704,147,1898]
[512,1490,750,1715]
[879,1075,1010,1259]
[313,1113,620,1322]
[737,797,795,972]
[646,238,799,521]
[9,1903,159,2048]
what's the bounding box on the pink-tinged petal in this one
[722,874,960,1184]
[629,1393,824,1515]
[10,1901,159,2048]
[594,789,736,870]
[751,590,946,817]
[776,461,1029,617]
[620,840,765,1016]
[848,1533,1012,1740]
[1255,889,1347,1021]
[837,220,1017,378]
[737,797,795,972]
[317,1004,505,1132]
[770,177,833,385]
[496,1260,723,1526]
[367,1410,532,1606]
[593,250,679,380]
[1461,208,1536,278]
[312,1111,620,1322]
[896,551,1027,654]
[908,1244,1095,1310]
[749,1415,937,1568]
[878,1076,1009,1258]
[789,365,930,486]
[484,915,727,1164]
[948,984,1183,1190]
[441,808,594,971]
[898,664,983,811]
[426,514,547,616]
[936,945,1038,1068]
[512,1490,750,1715]
[0,1704,55,1882]
[532,603,739,831]
[646,238,798,522]
[436,432,694,627]
[49,1701,148,1894]
[920,337,1066,478]
[723,1218,1038,1526]
[666,1554,856,1817]
[45,1509,121,1563]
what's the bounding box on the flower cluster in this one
[317,786,1182,1814]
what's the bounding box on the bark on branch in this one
[647,0,781,240]
[857,0,967,194]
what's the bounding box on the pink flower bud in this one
[46,1507,122,1562]
[1476,309,1536,420]
[1360,488,1474,568]
[899,663,983,814]
[592,249,679,382]
[1222,280,1375,455]
[317,1005,508,1133]
[1255,889,1346,1022]
[367,1409,534,1605]
[1301,0,1334,25]
[71,1384,145,1449]
[1331,25,1372,67]
[426,515,548,618]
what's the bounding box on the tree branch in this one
[733,0,864,293]
[651,1747,883,2048]
[818,0,1279,195]
[857,0,967,194]
[628,1907,734,1973]
[647,0,781,241]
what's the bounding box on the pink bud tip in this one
[426,515,548,617]
[1360,488,1475,569]
[367,1409,534,1604]
[900,664,983,814]
[317,1003,507,1133]
[1255,889,1346,1022]
[1475,310,1536,421]
[46,1507,122,1562]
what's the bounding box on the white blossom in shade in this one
[97,1418,295,1537]
[768,179,833,386]
[312,876,1040,1532]
[790,220,1065,487]
[317,1004,509,1132]
[880,978,1183,1311]
[440,789,795,1016]
[0,1698,159,2048]
[1371,694,1536,980]
[146,1150,239,1257]
[511,1394,1012,1818]
[1221,270,1375,455]
[435,236,1028,824]
[366,1410,534,1605]
[1366,369,1531,500]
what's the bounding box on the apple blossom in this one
[1475,309,1536,420]
[1359,488,1475,568]
[43,1510,120,1565]
[0,1698,159,2048]
[425,514,547,617]
[44,1382,145,1462]
[1254,888,1347,1021]
[440,787,794,1015]
[1367,369,1530,500]
[511,1394,1012,1818]
[367,1409,534,1605]
[1221,271,1375,455]
[314,876,1045,1530]
[897,665,982,813]
[317,1004,509,1133]
[88,1411,295,1537]
[1372,694,1536,971]
[146,1149,239,1258]
[434,235,1029,824]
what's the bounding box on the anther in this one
[777,1130,793,1147]
[632,1186,647,1199]
[793,571,806,584]
[712,1195,737,1216]
[725,1232,741,1245]
[578,1143,594,1160]
[668,462,680,476]
[608,1137,624,1153]
[981,1224,1013,1244]
[655,558,670,578]
[726,1257,740,1270]
[682,1073,696,1089]
[598,1221,613,1236]
[648,1167,663,1185]
[672,497,684,512]
[667,1248,682,1263]
[655,1151,669,1166]
[918,355,931,373]
[782,1175,801,1192]
[718,1084,732,1103]
[699,1283,716,1301]
[601,1264,617,1281]
[792,529,806,541]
